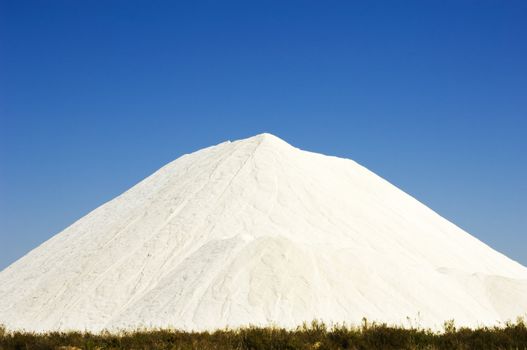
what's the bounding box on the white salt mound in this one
[0,133,526,332]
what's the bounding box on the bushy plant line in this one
[0,319,526,350]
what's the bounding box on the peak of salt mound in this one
[237,132,293,150]
[1,134,526,332]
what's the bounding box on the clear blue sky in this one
[1,1,526,270]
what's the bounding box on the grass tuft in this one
[0,320,526,349]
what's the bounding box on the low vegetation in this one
[1,318,526,350]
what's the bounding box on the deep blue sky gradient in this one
[1,1,526,269]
